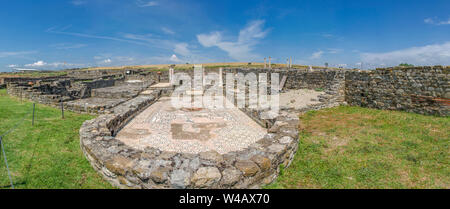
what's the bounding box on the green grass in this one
[266,106,449,189]
[0,89,113,189]
[0,71,67,78]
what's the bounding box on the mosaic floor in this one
[116,97,266,154]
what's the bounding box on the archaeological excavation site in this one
[2,65,448,189]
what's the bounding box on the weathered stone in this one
[191,167,222,188]
[150,167,171,183]
[268,121,288,133]
[250,155,271,171]
[169,169,191,189]
[159,151,177,160]
[132,159,152,180]
[279,127,299,138]
[279,136,293,144]
[104,155,134,176]
[143,147,161,158]
[267,144,286,153]
[220,168,242,187]
[189,157,201,170]
[235,160,260,177]
[199,150,224,164]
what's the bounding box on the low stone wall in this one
[80,92,300,189]
[345,66,449,116]
[91,81,155,99]
[6,77,141,112]
[64,98,127,115]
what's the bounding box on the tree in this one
[399,63,414,67]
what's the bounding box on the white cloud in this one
[424,18,434,24]
[197,32,222,47]
[197,20,269,61]
[361,42,450,66]
[24,60,85,68]
[424,17,450,25]
[136,1,158,7]
[7,64,18,68]
[310,51,323,59]
[102,59,112,64]
[170,54,182,63]
[25,61,47,67]
[162,27,175,35]
[174,43,190,56]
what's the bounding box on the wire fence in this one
[0,102,37,189]
[0,93,79,189]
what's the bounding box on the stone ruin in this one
[5,69,167,114]
[3,65,449,188]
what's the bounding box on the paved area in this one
[279,89,324,109]
[116,97,266,154]
[92,83,152,99]
[150,82,172,88]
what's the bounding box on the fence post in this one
[32,103,35,126]
[0,136,14,189]
[60,100,64,119]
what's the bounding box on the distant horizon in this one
[1,0,449,72]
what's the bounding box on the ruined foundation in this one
[4,65,448,189]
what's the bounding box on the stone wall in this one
[345,66,449,116]
[6,78,120,105]
[79,90,300,189]
[219,66,448,116]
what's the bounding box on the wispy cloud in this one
[50,43,87,49]
[424,17,450,25]
[310,50,323,59]
[361,42,450,66]
[47,26,161,48]
[173,43,190,56]
[161,27,175,35]
[136,0,158,7]
[0,51,37,58]
[197,20,269,61]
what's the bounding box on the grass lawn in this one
[266,106,449,189]
[0,89,113,189]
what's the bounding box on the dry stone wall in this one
[345,66,449,116]
[220,66,448,116]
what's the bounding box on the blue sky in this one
[0,0,449,71]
